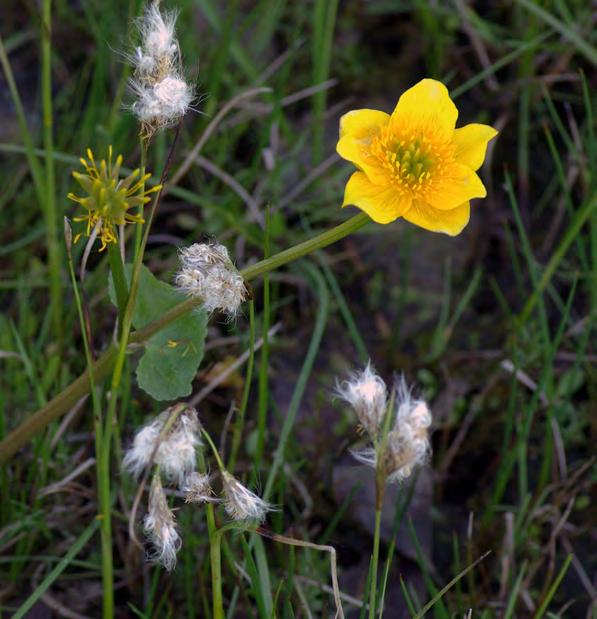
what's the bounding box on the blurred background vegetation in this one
[0,0,595,617]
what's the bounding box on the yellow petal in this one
[453,124,498,171]
[337,109,390,184]
[336,136,387,184]
[339,109,390,140]
[392,79,458,135]
[425,163,487,210]
[403,200,470,236]
[343,171,411,224]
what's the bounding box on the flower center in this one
[100,183,130,224]
[391,138,434,189]
[372,123,453,195]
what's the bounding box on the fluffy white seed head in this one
[175,243,247,317]
[347,374,432,483]
[144,475,181,571]
[221,471,270,523]
[336,362,388,439]
[123,406,202,486]
[182,471,214,504]
[128,2,192,136]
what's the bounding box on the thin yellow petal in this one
[403,200,470,236]
[392,78,458,135]
[425,164,486,210]
[342,171,411,224]
[453,123,498,171]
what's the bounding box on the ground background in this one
[0,0,595,617]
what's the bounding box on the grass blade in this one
[515,0,597,65]
[532,554,574,619]
[413,550,492,618]
[12,520,99,619]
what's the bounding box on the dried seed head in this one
[351,376,431,483]
[128,2,193,137]
[336,362,388,439]
[181,471,214,504]
[175,242,247,317]
[144,475,181,571]
[123,406,201,486]
[221,471,271,523]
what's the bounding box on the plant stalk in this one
[65,221,112,618]
[197,447,224,619]
[41,0,63,344]
[369,502,383,619]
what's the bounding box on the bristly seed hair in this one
[123,405,201,487]
[221,470,271,523]
[181,471,215,504]
[335,361,388,440]
[175,242,247,317]
[144,474,181,571]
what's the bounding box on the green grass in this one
[1,1,596,617]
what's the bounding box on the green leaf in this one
[110,264,208,401]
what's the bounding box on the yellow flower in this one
[68,146,161,250]
[337,79,498,235]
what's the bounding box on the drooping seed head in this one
[221,471,271,523]
[143,474,181,571]
[123,405,201,486]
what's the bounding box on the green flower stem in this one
[134,138,148,262]
[107,243,128,323]
[209,521,224,619]
[197,448,224,619]
[201,428,226,471]
[369,505,383,618]
[241,212,370,281]
[65,223,112,618]
[369,461,388,619]
[0,212,371,465]
[228,300,256,470]
[41,0,63,344]
[368,390,395,618]
[255,207,271,475]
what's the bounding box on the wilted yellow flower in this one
[337,79,497,235]
[68,147,161,250]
